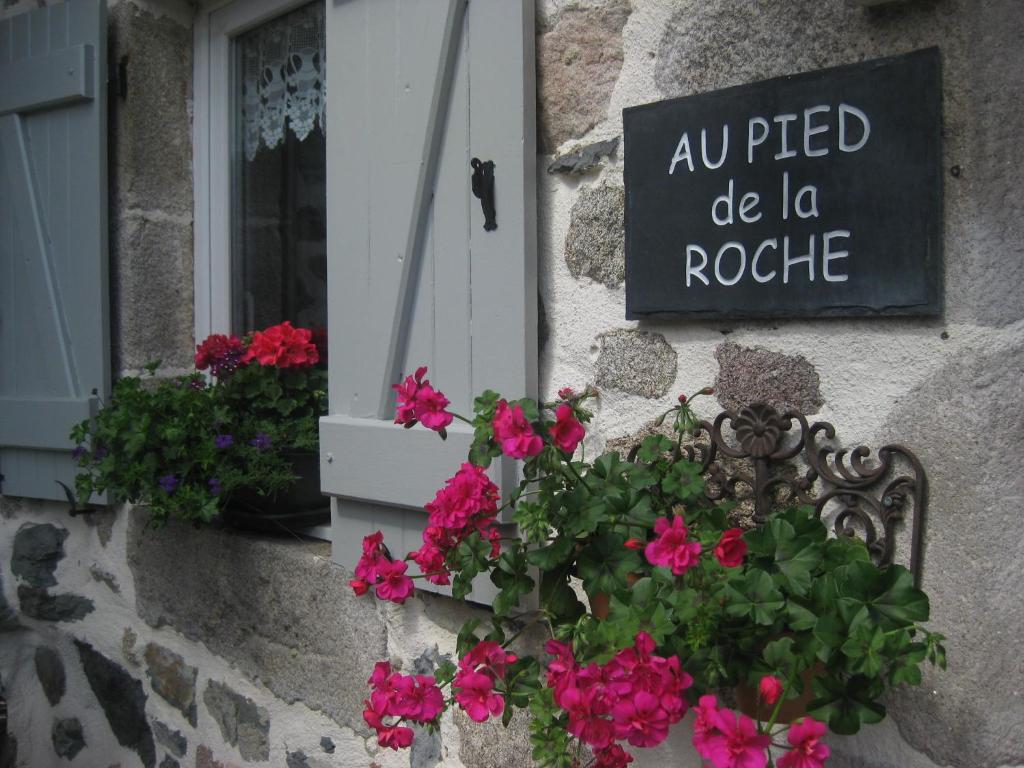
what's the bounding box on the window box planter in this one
[71,322,327,529]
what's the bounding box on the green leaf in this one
[763,637,796,672]
[841,622,887,677]
[526,537,575,570]
[785,600,819,631]
[576,533,641,597]
[835,562,929,628]
[456,620,482,658]
[723,570,784,626]
[539,570,584,622]
[809,674,886,735]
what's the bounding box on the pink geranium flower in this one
[454,669,504,722]
[594,744,634,768]
[393,674,445,722]
[645,516,702,575]
[374,560,414,604]
[778,718,830,768]
[612,690,671,748]
[354,531,390,585]
[549,403,586,453]
[704,707,771,768]
[376,726,414,750]
[392,366,453,431]
[692,695,722,759]
[493,400,543,458]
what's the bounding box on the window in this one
[194,0,326,341]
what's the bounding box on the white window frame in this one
[192,0,323,342]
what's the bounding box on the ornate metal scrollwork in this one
[686,404,926,583]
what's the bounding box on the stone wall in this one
[1,0,1023,767]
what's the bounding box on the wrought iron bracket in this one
[670,403,926,584]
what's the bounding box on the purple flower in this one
[158,475,178,494]
[215,434,234,449]
[71,445,87,460]
[250,432,272,451]
[92,446,108,461]
[208,477,222,496]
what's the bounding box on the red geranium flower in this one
[242,321,319,368]
[714,528,748,568]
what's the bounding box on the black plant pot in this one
[222,451,329,534]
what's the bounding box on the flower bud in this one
[759,675,784,705]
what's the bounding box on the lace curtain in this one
[239,2,325,162]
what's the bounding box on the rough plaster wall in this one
[537,1,1024,768]
[1,1,1023,767]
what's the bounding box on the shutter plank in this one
[0,114,78,397]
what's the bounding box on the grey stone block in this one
[110,215,194,372]
[595,329,677,399]
[203,680,270,762]
[547,137,619,175]
[151,720,186,758]
[564,185,625,288]
[456,707,533,768]
[76,640,156,768]
[537,0,631,151]
[108,3,193,218]
[194,745,226,768]
[868,341,1024,768]
[144,643,197,726]
[714,342,822,415]
[52,718,85,760]
[34,646,66,706]
[11,523,67,587]
[18,586,94,623]
[318,736,334,754]
[0,573,20,632]
[90,564,121,593]
[127,511,388,732]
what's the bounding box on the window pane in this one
[232,2,326,334]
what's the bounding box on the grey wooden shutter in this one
[0,0,109,501]
[321,0,536,600]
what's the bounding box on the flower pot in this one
[223,451,329,533]
[735,664,823,724]
[589,574,641,620]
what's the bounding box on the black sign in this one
[624,48,942,320]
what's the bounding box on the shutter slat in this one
[0,398,95,450]
[0,1,107,500]
[0,45,94,117]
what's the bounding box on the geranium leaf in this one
[576,533,641,597]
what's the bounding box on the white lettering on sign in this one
[752,239,778,283]
[823,229,850,282]
[748,116,770,163]
[686,245,710,286]
[701,125,729,170]
[803,105,831,157]
[715,242,746,286]
[839,104,871,152]
[668,132,694,174]
[667,101,871,291]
